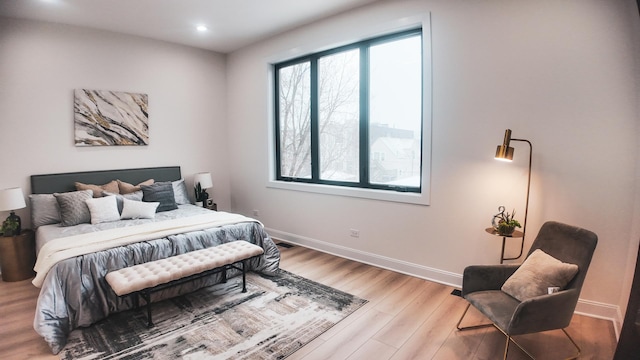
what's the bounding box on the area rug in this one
[60,270,367,360]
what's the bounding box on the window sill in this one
[267,180,430,206]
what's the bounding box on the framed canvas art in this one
[74,89,149,146]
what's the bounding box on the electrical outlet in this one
[252,209,260,217]
[350,229,360,238]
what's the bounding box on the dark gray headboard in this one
[30,166,181,194]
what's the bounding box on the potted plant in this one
[194,183,209,207]
[1,217,20,237]
[491,206,521,236]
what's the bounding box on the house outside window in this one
[274,28,423,193]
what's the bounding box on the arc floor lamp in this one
[494,129,532,260]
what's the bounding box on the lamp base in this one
[2,211,22,236]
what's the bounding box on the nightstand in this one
[0,229,36,282]
[203,198,217,211]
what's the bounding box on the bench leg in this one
[242,260,247,293]
[132,292,139,309]
[222,266,227,283]
[139,290,154,328]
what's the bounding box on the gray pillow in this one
[172,179,190,205]
[53,190,93,227]
[29,194,61,228]
[141,182,177,212]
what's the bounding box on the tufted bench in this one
[105,240,264,327]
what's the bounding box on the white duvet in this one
[33,211,259,287]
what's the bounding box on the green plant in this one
[194,183,209,202]
[492,206,521,235]
[1,217,19,236]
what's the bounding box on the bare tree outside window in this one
[275,28,423,193]
[319,49,360,182]
[278,62,311,178]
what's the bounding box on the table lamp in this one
[194,172,213,207]
[0,187,27,236]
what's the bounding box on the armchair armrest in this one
[462,265,519,296]
[507,289,579,335]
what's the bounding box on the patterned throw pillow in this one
[53,190,93,226]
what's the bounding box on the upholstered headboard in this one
[30,166,181,194]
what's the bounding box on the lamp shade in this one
[495,145,514,161]
[495,129,514,161]
[0,187,26,212]
[194,172,213,189]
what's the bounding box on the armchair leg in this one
[456,303,494,331]
[457,303,580,359]
[506,335,535,360]
[504,335,510,360]
[561,328,581,360]
[501,329,580,360]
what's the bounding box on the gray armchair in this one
[456,221,598,359]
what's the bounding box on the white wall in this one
[0,17,231,221]
[1,0,638,333]
[227,0,640,329]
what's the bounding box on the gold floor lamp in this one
[494,129,532,260]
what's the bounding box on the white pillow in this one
[86,196,121,224]
[102,190,143,213]
[120,198,159,219]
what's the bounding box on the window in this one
[274,28,423,193]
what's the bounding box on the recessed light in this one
[196,25,208,32]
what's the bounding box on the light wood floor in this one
[0,242,617,360]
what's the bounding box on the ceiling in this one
[0,0,380,53]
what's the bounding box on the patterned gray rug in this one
[60,270,367,360]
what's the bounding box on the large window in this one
[274,29,423,193]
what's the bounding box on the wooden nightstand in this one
[0,230,36,282]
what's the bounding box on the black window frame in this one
[274,28,423,193]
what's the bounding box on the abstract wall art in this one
[74,89,149,146]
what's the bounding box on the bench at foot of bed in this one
[105,240,264,327]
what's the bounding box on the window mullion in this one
[359,45,370,187]
[274,66,282,180]
[310,57,320,181]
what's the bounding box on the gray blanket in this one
[34,220,280,354]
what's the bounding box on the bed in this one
[29,166,280,354]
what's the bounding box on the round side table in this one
[0,229,36,282]
[485,227,524,264]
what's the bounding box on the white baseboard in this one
[575,299,622,338]
[267,228,462,288]
[267,227,622,337]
